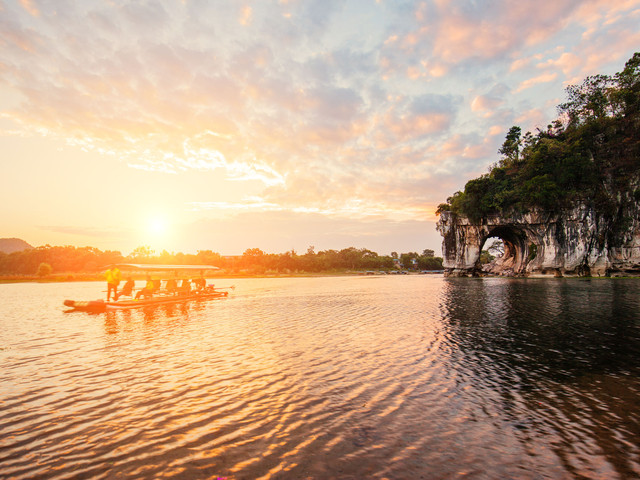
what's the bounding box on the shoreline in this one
[4,271,640,284]
[0,270,444,284]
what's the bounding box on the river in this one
[0,276,639,479]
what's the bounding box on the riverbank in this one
[0,270,442,284]
[6,271,640,284]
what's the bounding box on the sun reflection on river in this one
[0,277,638,478]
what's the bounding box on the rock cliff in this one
[435,53,640,277]
[436,201,640,277]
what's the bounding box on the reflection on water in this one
[0,277,639,479]
[441,278,640,377]
[440,279,640,479]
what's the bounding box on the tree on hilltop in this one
[437,52,640,221]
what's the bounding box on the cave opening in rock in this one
[480,237,504,264]
[478,226,527,274]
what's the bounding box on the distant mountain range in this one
[0,238,34,254]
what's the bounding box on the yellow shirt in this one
[106,268,121,285]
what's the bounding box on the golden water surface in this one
[1,276,639,479]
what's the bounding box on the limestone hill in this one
[0,238,33,254]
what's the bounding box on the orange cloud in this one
[239,6,253,25]
[471,95,504,114]
[515,108,547,132]
[19,0,39,16]
[515,72,558,93]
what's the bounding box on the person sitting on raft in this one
[135,275,154,299]
[165,275,178,295]
[178,278,191,295]
[194,277,206,291]
[115,277,135,301]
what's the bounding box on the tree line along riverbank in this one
[0,244,443,282]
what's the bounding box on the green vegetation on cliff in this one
[437,53,640,221]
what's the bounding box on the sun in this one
[137,211,176,251]
[147,215,168,237]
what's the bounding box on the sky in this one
[1,0,639,257]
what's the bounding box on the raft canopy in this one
[111,263,220,271]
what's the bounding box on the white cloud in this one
[2,0,640,254]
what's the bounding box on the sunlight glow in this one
[4,0,638,255]
[147,215,169,237]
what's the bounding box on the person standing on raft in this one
[105,265,121,301]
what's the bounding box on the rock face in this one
[436,204,640,277]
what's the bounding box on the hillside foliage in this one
[437,53,640,221]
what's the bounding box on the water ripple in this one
[0,277,639,478]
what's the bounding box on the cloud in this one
[381,0,640,89]
[308,86,363,121]
[239,6,253,25]
[488,125,505,136]
[121,2,171,32]
[471,94,505,115]
[2,0,640,255]
[0,13,42,53]
[19,0,39,17]
[515,108,548,132]
[515,72,558,93]
[386,1,581,69]
[371,94,460,147]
